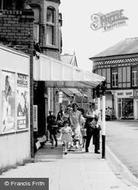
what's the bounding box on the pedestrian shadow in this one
[35,142,63,162]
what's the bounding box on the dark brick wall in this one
[0,9,34,54]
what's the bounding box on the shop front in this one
[33,54,105,151]
[115,90,134,119]
[0,45,30,170]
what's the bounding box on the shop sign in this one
[17,73,29,130]
[116,90,133,98]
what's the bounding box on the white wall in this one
[0,46,29,74]
[0,46,30,170]
[134,99,138,120]
[0,132,30,169]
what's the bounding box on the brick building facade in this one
[0,5,34,54]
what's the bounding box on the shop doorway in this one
[118,98,134,119]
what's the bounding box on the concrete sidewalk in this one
[1,142,138,190]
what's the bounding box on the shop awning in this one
[33,54,105,88]
[60,88,83,97]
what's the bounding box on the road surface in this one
[106,120,138,178]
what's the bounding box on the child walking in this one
[61,121,72,155]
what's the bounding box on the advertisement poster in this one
[1,71,15,134]
[17,73,29,130]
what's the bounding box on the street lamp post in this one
[101,81,106,159]
[94,81,106,159]
[102,94,106,159]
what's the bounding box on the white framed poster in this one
[16,73,29,130]
[1,71,15,134]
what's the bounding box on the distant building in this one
[90,38,138,120]
[61,53,78,67]
[60,53,92,109]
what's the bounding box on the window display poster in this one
[17,74,29,130]
[1,71,15,134]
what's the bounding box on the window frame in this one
[32,6,40,43]
[132,70,137,87]
[112,68,118,88]
[46,6,56,46]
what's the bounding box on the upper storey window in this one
[132,66,138,87]
[0,0,11,9]
[0,0,24,10]
[47,7,55,23]
[112,67,118,88]
[46,7,56,46]
[33,7,40,43]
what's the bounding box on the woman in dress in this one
[69,103,82,149]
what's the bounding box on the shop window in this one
[46,7,56,46]
[112,68,118,88]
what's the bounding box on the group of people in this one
[47,102,101,155]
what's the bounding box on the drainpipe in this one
[30,51,34,158]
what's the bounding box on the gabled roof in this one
[90,37,138,59]
[61,53,78,67]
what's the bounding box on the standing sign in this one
[1,71,15,134]
[17,73,29,130]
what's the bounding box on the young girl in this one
[61,121,72,155]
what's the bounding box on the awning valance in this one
[60,88,83,97]
[33,54,105,89]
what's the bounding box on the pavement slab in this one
[1,142,138,190]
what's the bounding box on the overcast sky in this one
[60,0,138,71]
